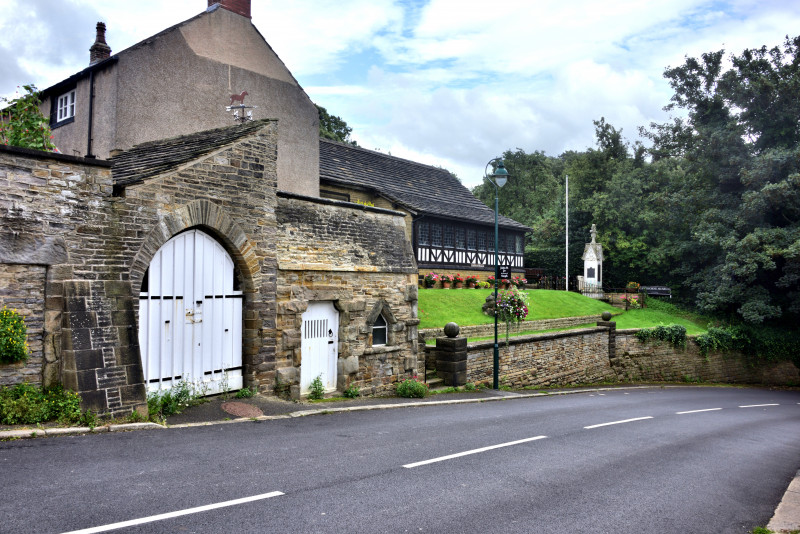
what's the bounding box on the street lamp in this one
[485,158,509,389]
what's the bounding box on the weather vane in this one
[226,90,257,123]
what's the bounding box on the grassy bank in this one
[418,289,613,329]
[418,289,709,341]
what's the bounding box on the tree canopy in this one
[0,84,56,151]
[316,104,358,146]
[476,35,800,326]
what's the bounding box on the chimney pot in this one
[207,0,251,19]
[89,22,112,66]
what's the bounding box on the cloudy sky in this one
[1,0,799,187]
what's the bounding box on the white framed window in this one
[372,314,387,346]
[56,90,76,122]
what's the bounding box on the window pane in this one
[443,225,454,248]
[467,229,476,250]
[516,235,523,253]
[477,231,486,251]
[373,315,387,346]
[431,224,442,246]
[373,327,387,345]
[418,222,429,245]
[455,227,465,249]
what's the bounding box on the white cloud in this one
[3,0,800,190]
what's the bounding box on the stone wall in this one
[1,147,113,396]
[0,264,46,386]
[420,315,604,344]
[612,330,800,385]
[275,193,420,397]
[464,328,615,388]
[422,323,799,389]
[0,122,279,415]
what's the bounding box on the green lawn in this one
[418,289,708,339]
[418,289,614,329]
[613,299,708,335]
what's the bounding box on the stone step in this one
[425,377,444,389]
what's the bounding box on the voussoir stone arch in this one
[130,199,260,297]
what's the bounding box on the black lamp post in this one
[485,158,509,390]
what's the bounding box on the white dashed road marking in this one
[403,436,548,468]
[61,491,285,534]
[739,404,780,408]
[584,416,653,429]
[676,408,723,415]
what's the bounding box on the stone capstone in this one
[444,322,460,338]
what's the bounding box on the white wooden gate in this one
[138,229,243,395]
[301,302,339,395]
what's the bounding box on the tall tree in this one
[645,36,800,324]
[316,104,358,146]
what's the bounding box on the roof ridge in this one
[320,138,458,176]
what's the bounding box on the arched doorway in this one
[138,229,243,395]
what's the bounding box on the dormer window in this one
[57,90,76,122]
[372,314,387,346]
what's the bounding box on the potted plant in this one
[423,272,439,288]
[453,273,464,289]
[439,273,453,289]
[626,281,640,293]
[465,275,479,288]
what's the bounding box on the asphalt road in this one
[1,387,799,534]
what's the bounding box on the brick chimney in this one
[89,22,111,65]
[207,0,251,18]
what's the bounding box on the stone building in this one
[319,140,530,283]
[0,121,418,414]
[1,0,529,412]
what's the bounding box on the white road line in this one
[403,436,547,468]
[739,404,780,408]
[61,491,285,534]
[584,416,653,429]
[676,408,722,415]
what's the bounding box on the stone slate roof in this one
[319,139,530,232]
[112,120,270,186]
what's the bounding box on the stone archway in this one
[130,200,263,391]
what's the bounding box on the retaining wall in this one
[423,323,799,388]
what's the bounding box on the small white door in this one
[138,229,243,395]
[300,302,339,395]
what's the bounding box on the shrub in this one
[147,380,204,421]
[0,383,82,425]
[235,386,255,399]
[343,383,360,398]
[0,85,57,151]
[634,324,687,349]
[694,324,799,366]
[396,377,428,398]
[0,307,29,363]
[308,374,325,400]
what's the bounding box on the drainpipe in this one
[85,70,96,158]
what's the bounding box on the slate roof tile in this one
[319,139,529,231]
[112,120,271,186]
